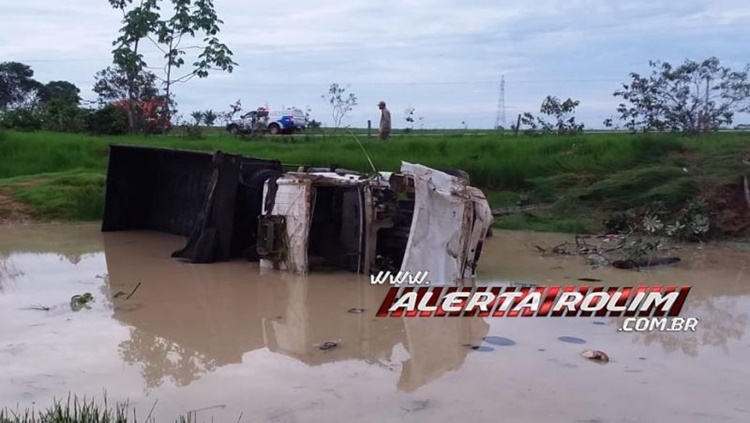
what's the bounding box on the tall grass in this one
[1,130,748,233]
[0,395,204,423]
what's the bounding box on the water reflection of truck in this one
[226,107,307,136]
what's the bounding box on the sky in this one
[1,0,750,129]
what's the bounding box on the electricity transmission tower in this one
[494,75,506,130]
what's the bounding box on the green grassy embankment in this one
[0,129,748,236]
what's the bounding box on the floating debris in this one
[348,308,365,314]
[21,305,50,311]
[470,346,494,352]
[581,349,610,363]
[319,341,338,351]
[577,278,602,282]
[70,293,94,312]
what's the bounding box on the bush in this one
[83,105,128,135]
[42,107,87,133]
[0,108,43,131]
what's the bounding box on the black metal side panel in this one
[101,144,214,236]
[102,144,284,263]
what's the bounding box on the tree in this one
[39,81,83,132]
[322,83,357,129]
[612,57,750,134]
[520,96,584,136]
[107,0,237,132]
[93,66,159,104]
[93,66,164,133]
[0,62,43,111]
[202,110,217,126]
[404,107,415,133]
[221,99,242,124]
[190,110,204,124]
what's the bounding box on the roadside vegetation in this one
[0,130,748,240]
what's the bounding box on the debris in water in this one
[21,305,50,311]
[577,278,602,282]
[592,321,606,326]
[536,234,686,271]
[348,308,365,314]
[581,349,610,363]
[114,282,142,300]
[612,257,681,269]
[70,293,94,312]
[470,346,494,352]
[319,341,338,351]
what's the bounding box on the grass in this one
[0,129,748,235]
[0,395,198,423]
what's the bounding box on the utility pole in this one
[494,75,506,130]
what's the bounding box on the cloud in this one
[1,0,749,128]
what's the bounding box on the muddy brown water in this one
[1,224,749,422]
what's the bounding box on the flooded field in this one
[1,224,749,422]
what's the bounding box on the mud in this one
[1,225,749,422]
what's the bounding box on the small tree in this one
[404,107,415,133]
[612,57,750,134]
[107,0,237,133]
[203,110,217,126]
[190,110,204,125]
[520,96,584,136]
[322,83,357,129]
[540,96,584,135]
[221,99,242,124]
[39,81,82,132]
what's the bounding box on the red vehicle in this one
[112,97,172,133]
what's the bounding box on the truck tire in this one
[268,123,281,135]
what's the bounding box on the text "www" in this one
[370,271,430,285]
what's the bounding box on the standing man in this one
[378,101,391,140]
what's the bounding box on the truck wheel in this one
[268,124,281,135]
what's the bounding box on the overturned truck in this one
[102,145,493,285]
